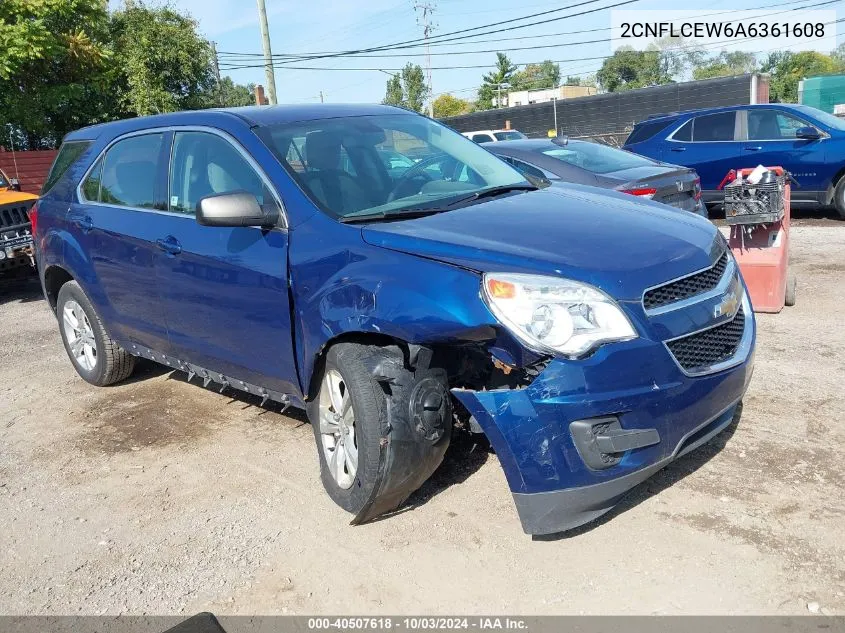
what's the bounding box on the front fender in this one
[289,214,502,396]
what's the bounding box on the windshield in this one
[257,113,528,221]
[540,141,657,174]
[494,131,527,141]
[794,105,845,131]
[0,170,8,188]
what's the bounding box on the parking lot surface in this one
[1,226,844,615]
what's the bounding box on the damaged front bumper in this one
[451,335,754,535]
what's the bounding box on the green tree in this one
[110,0,215,116]
[383,73,404,107]
[214,76,256,107]
[511,60,560,91]
[432,94,473,118]
[596,47,665,92]
[477,52,517,110]
[832,42,845,66]
[382,63,429,113]
[693,51,759,80]
[652,37,705,80]
[761,50,844,102]
[0,0,113,148]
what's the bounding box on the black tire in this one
[833,178,845,219]
[307,343,387,514]
[785,270,797,307]
[306,342,451,522]
[56,280,135,386]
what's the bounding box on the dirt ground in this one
[1,225,844,616]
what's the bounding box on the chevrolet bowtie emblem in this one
[714,289,740,319]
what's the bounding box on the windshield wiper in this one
[339,207,450,224]
[338,184,537,224]
[437,184,537,209]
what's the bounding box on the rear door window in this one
[43,140,92,195]
[99,133,166,209]
[81,157,103,201]
[691,112,737,142]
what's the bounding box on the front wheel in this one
[306,342,451,523]
[57,281,135,386]
[832,178,845,219]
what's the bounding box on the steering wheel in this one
[386,153,452,203]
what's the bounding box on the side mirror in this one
[196,191,280,228]
[9,178,21,192]
[795,126,821,140]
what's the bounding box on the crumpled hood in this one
[361,185,722,302]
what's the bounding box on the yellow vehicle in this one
[0,168,38,278]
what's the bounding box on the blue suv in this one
[624,103,845,218]
[34,104,755,535]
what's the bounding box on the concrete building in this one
[507,84,597,107]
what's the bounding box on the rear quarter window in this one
[672,119,693,142]
[42,141,93,195]
[626,120,675,145]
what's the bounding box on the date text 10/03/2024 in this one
[306,618,529,630]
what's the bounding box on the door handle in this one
[155,236,182,255]
[69,213,94,232]
[670,147,686,152]
[744,146,762,151]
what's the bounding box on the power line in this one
[219,0,642,65]
[219,17,845,73]
[428,27,845,101]
[218,0,839,62]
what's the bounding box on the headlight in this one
[482,273,637,357]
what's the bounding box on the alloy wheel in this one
[318,369,358,489]
[62,300,97,372]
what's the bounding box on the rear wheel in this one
[57,281,135,386]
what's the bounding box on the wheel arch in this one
[305,331,413,402]
[823,164,845,205]
[42,264,75,313]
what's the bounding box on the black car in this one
[487,138,707,216]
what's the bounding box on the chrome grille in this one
[0,201,33,230]
[666,307,745,374]
[643,251,728,311]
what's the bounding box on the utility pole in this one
[319,91,324,103]
[211,41,222,106]
[496,82,509,108]
[413,1,436,117]
[256,0,277,105]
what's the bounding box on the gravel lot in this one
[1,225,844,615]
